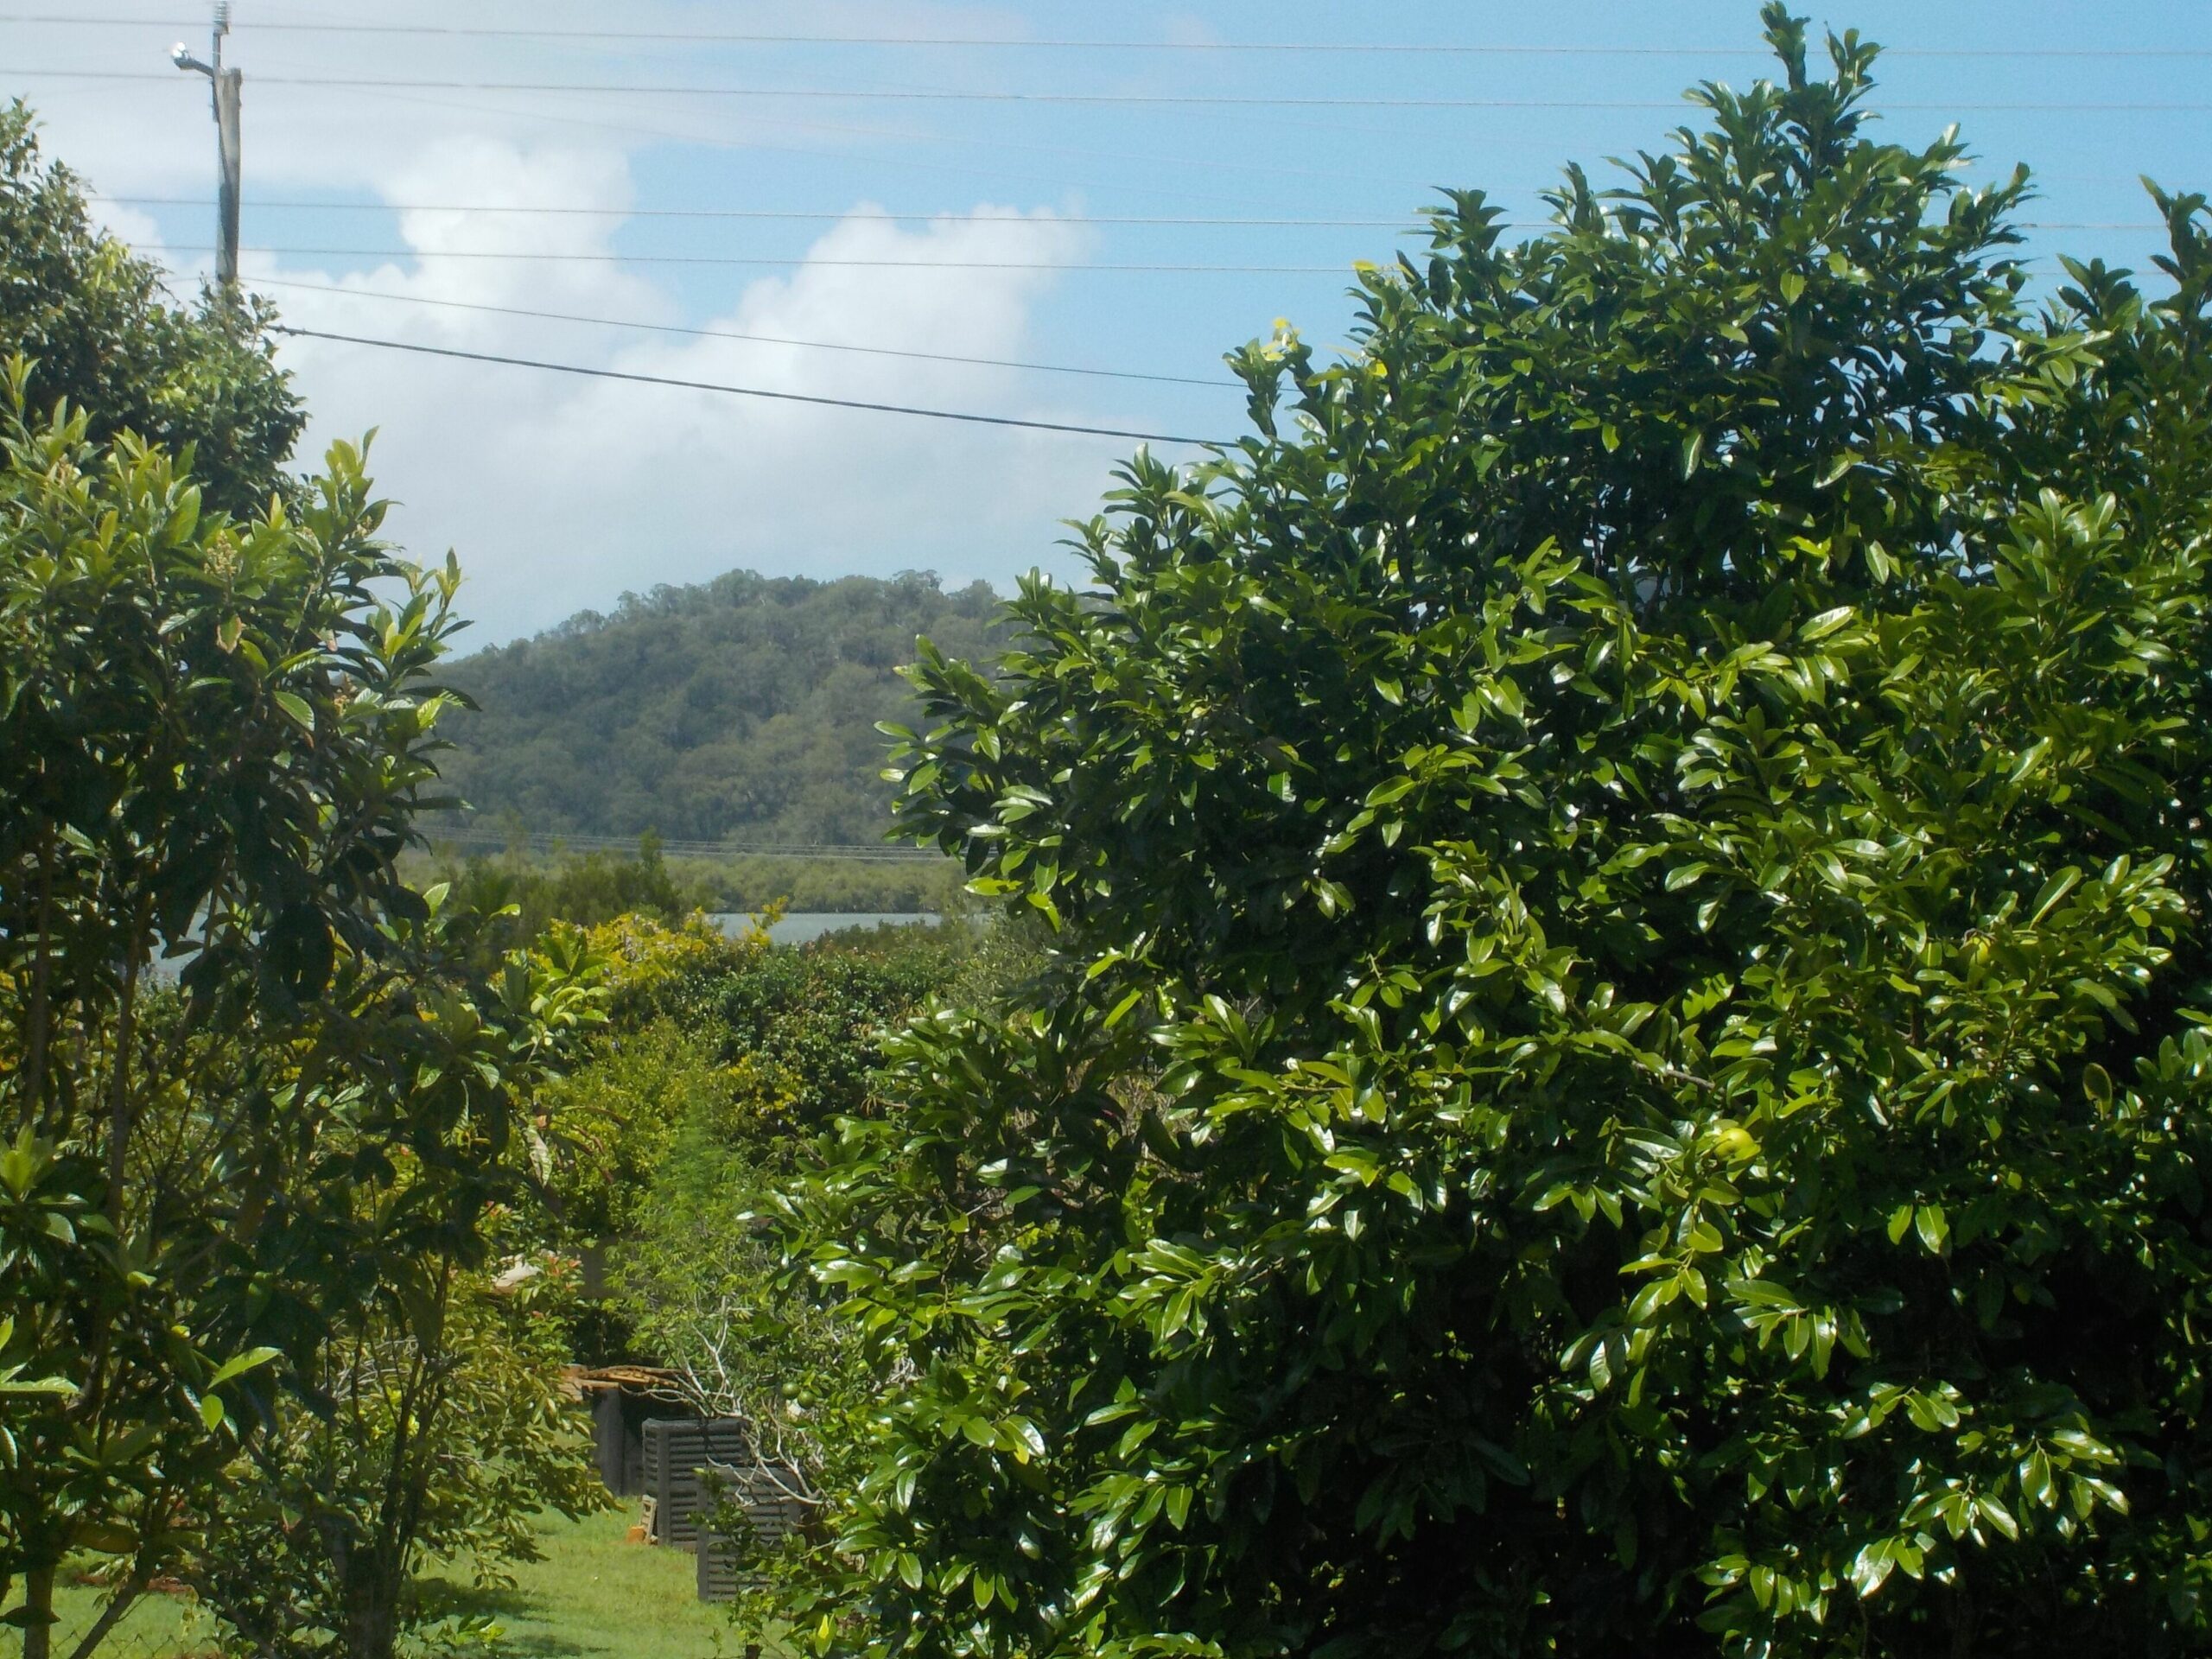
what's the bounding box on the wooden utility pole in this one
[173,2,241,290]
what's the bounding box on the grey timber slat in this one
[695,1461,810,1603]
[642,1416,757,1546]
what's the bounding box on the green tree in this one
[190,1224,609,1659]
[791,14,2212,1658]
[0,103,302,515]
[434,834,702,969]
[0,372,596,1658]
[467,912,995,1617]
[433,568,1004,844]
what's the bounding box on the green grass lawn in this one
[5,1506,745,1659]
[416,1506,741,1659]
[13,1572,220,1657]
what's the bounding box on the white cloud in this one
[21,0,1043,195]
[12,1,1161,642]
[268,163,1116,641]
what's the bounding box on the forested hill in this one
[433,570,1004,843]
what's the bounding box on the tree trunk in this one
[22,1561,56,1659]
[104,902,148,1229]
[341,1555,404,1659]
[1950,1575,1976,1659]
[19,834,54,1132]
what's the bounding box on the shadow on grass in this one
[411,1576,604,1659]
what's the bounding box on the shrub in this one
[788,14,2212,1656]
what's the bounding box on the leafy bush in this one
[670,927,981,1135]
[429,836,708,964]
[418,842,964,964]
[787,14,2212,1657]
[191,1243,608,1659]
[690,854,961,917]
[512,921,987,1612]
[0,101,301,514]
[0,120,615,1659]
[541,1017,750,1244]
[0,370,603,1656]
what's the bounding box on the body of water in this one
[706,911,944,946]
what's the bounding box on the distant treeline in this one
[408,837,968,957]
[431,569,1004,844]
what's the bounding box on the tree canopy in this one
[0,369,599,1658]
[0,102,301,516]
[0,106,627,1659]
[791,12,2212,1657]
[435,569,1003,845]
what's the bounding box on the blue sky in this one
[7,2,2209,642]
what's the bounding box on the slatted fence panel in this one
[696,1461,810,1603]
[641,1417,755,1546]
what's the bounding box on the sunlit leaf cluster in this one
[0,364,604,1657]
[792,10,2212,1656]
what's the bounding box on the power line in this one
[183,245,1351,272]
[248,276,1239,388]
[54,79,2186,209]
[110,198,2164,233]
[316,80,1454,199]
[90,88,1405,224]
[7,16,2209,57]
[105,79,2212,227]
[162,237,2177,276]
[105,195,1425,228]
[9,69,1688,106]
[267,324,1230,447]
[24,72,2212,112]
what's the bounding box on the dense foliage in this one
[429,836,702,968]
[191,1234,607,1659]
[524,916,1005,1617]
[0,370,600,1659]
[435,569,1002,844]
[0,103,301,516]
[790,15,2212,1658]
[0,92,977,1659]
[549,914,982,1318]
[652,849,955,917]
[421,841,963,962]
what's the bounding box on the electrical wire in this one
[6,16,2209,56]
[181,245,1353,271]
[107,197,2164,232]
[62,77,1465,200]
[22,71,2212,112]
[267,324,1230,446]
[107,196,1429,227]
[247,276,1239,388]
[319,80,1455,198]
[5,69,1685,106]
